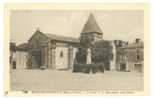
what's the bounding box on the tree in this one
[91,40,113,70]
[74,40,113,71]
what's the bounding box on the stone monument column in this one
[86,48,91,64]
[110,41,116,71]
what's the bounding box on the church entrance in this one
[31,50,42,69]
[35,50,42,66]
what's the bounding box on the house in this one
[116,39,144,73]
[15,43,28,69]
[10,42,28,70]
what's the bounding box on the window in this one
[137,54,140,61]
[136,49,140,61]
[60,51,63,58]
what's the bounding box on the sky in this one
[10,10,144,45]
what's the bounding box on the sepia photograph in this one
[4,4,149,95]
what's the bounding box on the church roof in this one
[29,28,80,43]
[81,13,102,34]
[45,33,80,43]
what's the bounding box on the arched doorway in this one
[31,49,42,69]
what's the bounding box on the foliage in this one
[75,47,87,64]
[91,40,113,70]
[74,40,113,71]
[73,63,105,73]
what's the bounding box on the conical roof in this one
[82,13,102,34]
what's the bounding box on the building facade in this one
[28,30,79,70]
[116,39,144,73]
[16,43,28,69]
[10,13,144,73]
[27,13,106,70]
[10,43,28,69]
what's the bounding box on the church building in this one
[10,13,144,73]
[27,13,108,70]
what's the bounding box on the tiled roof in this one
[45,33,80,43]
[122,42,143,49]
[16,43,28,51]
[81,13,103,34]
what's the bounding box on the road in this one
[10,70,143,93]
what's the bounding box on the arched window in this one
[60,51,63,58]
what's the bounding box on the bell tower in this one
[80,13,103,47]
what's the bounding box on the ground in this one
[10,70,143,93]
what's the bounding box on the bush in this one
[73,63,105,73]
[82,64,91,73]
[90,63,105,73]
[73,63,84,72]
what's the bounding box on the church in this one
[10,13,144,73]
[27,13,116,70]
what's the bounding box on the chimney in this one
[135,38,140,43]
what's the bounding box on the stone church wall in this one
[55,46,69,69]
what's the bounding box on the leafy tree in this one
[91,40,113,70]
[75,40,113,71]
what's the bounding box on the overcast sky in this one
[10,10,144,45]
